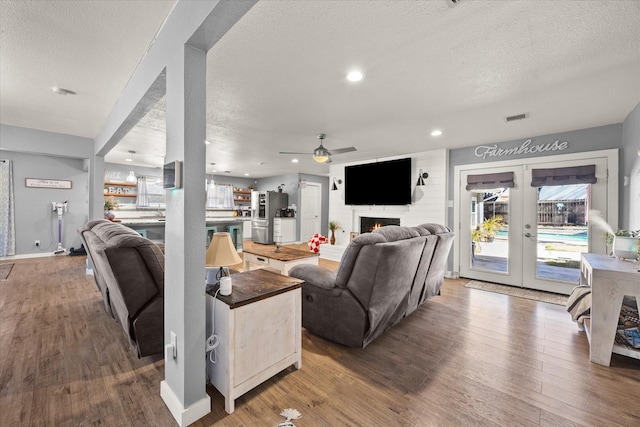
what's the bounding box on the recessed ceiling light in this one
[125,158,133,162]
[205,140,211,145]
[52,87,76,95]
[292,159,299,163]
[431,130,442,137]
[346,70,364,82]
[244,173,250,176]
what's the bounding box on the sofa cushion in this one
[335,233,386,288]
[360,237,428,346]
[288,264,337,290]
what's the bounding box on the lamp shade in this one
[206,232,242,267]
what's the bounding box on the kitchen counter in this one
[120,217,247,225]
[120,217,248,248]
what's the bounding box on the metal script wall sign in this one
[474,139,569,160]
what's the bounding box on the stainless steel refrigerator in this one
[251,191,288,244]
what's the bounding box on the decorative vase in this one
[330,230,335,245]
[104,210,115,221]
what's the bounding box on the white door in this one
[521,157,608,294]
[457,153,612,294]
[300,181,322,242]
[459,166,524,287]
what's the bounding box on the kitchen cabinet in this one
[274,218,296,244]
[243,220,252,240]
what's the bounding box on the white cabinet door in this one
[243,220,252,239]
[275,218,296,243]
[282,218,296,243]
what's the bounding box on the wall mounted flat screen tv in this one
[344,158,412,205]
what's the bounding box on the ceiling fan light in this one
[313,147,330,163]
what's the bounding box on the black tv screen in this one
[344,158,412,205]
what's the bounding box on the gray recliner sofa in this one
[289,223,454,348]
[78,219,164,357]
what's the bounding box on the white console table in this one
[580,253,640,366]
[205,269,303,413]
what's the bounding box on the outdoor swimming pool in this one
[496,229,588,243]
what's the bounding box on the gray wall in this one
[448,123,623,230]
[2,151,88,255]
[621,102,640,229]
[1,125,93,256]
[1,124,93,158]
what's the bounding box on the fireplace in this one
[360,216,400,233]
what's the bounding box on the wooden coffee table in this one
[243,244,319,276]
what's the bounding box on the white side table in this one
[581,253,640,366]
[205,269,303,413]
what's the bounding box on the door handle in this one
[524,232,536,238]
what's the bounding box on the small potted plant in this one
[471,226,483,257]
[482,215,504,242]
[104,197,119,221]
[277,184,285,193]
[328,220,340,245]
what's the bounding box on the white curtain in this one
[0,159,16,256]
[206,178,216,208]
[136,176,150,207]
[206,182,235,209]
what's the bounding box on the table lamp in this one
[205,232,242,287]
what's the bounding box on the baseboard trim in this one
[0,252,58,260]
[160,380,211,427]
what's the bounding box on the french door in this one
[457,153,613,295]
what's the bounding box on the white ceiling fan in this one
[280,133,356,163]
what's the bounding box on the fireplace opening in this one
[360,217,400,233]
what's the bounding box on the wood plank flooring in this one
[0,252,638,426]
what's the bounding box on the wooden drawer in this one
[243,252,270,267]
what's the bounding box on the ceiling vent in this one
[505,113,528,122]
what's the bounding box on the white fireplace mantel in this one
[352,206,408,232]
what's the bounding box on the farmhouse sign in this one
[474,139,569,160]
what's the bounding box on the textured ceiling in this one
[2,1,639,178]
[0,0,175,139]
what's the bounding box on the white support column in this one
[88,154,105,221]
[160,44,210,426]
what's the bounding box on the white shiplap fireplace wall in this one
[327,149,448,248]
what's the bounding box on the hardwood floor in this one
[0,253,638,426]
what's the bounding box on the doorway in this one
[455,150,617,295]
[300,181,322,242]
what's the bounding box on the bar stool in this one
[205,226,218,248]
[227,225,241,249]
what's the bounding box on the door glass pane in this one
[470,188,509,273]
[535,184,589,282]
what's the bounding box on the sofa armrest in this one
[289,264,337,290]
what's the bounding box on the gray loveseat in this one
[78,219,164,357]
[289,223,454,348]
